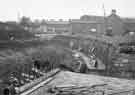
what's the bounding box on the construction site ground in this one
[29,71,135,95]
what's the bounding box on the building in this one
[39,20,71,34]
[34,9,135,40]
[70,18,105,35]
[0,22,34,40]
[71,9,135,37]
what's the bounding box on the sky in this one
[0,0,134,21]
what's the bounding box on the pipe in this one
[20,77,54,95]
[18,69,60,94]
[3,69,60,95]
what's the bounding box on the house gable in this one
[106,10,124,36]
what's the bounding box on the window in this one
[47,28,53,32]
[124,30,135,35]
[108,26,112,30]
[64,30,68,32]
[106,26,113,36]
[129,31,135,35]
[47,27,55,32]
[90,28,96,32]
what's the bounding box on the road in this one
[72,50,105,70]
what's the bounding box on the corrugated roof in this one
[80,15,105,23]
[122,18,135,23]
[45,21,70,25]
[71,20,103,24]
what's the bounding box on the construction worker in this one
[94,59,98,68]
[80,63,87,73]
[77,61,87,73]
[34,60,41,70]
[3,84,16,95]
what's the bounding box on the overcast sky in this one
[0,0,134,21]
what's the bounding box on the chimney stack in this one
[111,9,116,15]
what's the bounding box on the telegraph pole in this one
[102,3,107,35]
[102,4,110,75]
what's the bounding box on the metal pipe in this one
[18,69,60,94]
[3,69,60,95]
[20,77,54,95]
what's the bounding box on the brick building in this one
[35,9,135,39]
[70,19,105,35]
[39,20,71,34]
[71,9,135,37]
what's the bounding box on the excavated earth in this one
[30,71,135,95]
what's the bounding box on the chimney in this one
[111,9,116,15]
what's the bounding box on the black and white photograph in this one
[0,0,135,95]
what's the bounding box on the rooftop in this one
[42,21,70,25]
